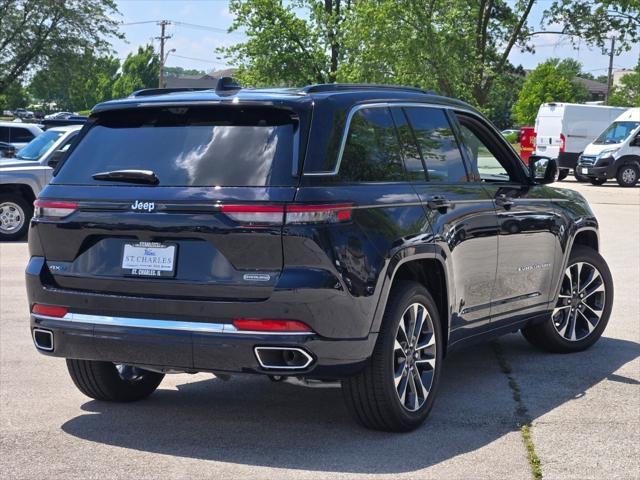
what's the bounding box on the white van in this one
[534,103,627,180]
[576,108,640,187]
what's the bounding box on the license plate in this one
[581,168,589,174]
[122,242,176,277]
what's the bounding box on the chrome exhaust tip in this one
[32,328,54,351]
[254,347,314,370]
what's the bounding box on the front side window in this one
[403,107,467,182]
[458,123,512,182]
[338,107,405,182]
[0,127,9,142]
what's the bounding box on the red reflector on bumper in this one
[232,319,312,332]
[31,304,68,318]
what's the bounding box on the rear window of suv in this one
[54,106,298,186]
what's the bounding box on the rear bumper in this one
[26,257,377,378]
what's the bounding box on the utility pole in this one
[156,20,172,88]
[605,36,616,104]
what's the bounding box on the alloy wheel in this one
[621,167,637,185]
[393,303,437,412]
[0,201,25,234]
[552,261,606,341]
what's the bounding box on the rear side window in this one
[403,107,467,182]
[54,107,297,187]
[0,127,9,142]
[10,127,35,143]
[338,107,404,182]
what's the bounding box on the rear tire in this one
[522,245,613,353]
[342,281,443,431]
[616,164,639,187]
[0,194,32,241]
[557,169,569,181]
[589,178,607,185]
[66,359,164,402]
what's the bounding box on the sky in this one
[112,0,639,78]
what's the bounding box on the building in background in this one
[163,68,238,89]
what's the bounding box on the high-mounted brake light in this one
[285,204,353,224]
[31,304,68,318]
[233,318,312,332]
[33,200,77,219]
[220,204,284,225]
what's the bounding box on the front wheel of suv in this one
[66,359,164,402]
[0,194,32,241]
[521,245,613,353]
[342,281,443,431]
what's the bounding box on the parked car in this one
[0,125,82,240]
[13,108,33,119]
[0,121,43,150]
[27,84,613,432]
[44,111,75,120]
[534,103,627,181]
[577,107,640,187]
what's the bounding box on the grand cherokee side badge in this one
[243,273,271,282]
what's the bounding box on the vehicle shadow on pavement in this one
[61,334,638,474]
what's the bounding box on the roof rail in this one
[302,83,435,95]
[129,87,213,98]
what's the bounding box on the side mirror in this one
[47,149,66,168]
[631,136,640,147]
[528,155,558,184]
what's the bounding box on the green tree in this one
[219,0,352,86]
[29,50,120,111]
[0,81,29,111]
[0,0,121,94]
[608,62,640,107]
[111,45,160,99]
[512,58,588,125]
[545,0,639,53]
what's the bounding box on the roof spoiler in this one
[129,77,242,98]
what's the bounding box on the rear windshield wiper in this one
[92,169,159,185]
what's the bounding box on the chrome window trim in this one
[32,313,314,336]
[303,101,479,177]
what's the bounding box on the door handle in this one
[427,195,452,211]
[495,194,515,210]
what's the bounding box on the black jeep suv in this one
[27,83,613,431]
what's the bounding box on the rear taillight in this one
[233,318,312,332]
[560,133,566,153]
[220,204,285,225]
[31,304,68,318]
[33,200,77,219]
[219,203,353,225]
[285,204,352,224]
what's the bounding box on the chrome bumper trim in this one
[32,313,314,335]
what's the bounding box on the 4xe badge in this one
[131,200,155,212]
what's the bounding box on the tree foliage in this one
[0,0,121,94]
[29,49,119,111]
[545,0,640,53]
[0,81,28,111]
[111,45,159,99]
[512,58,589,125]
[220,0,352,86]
[608,62,640,107]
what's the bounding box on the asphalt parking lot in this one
[1,180,638,480]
